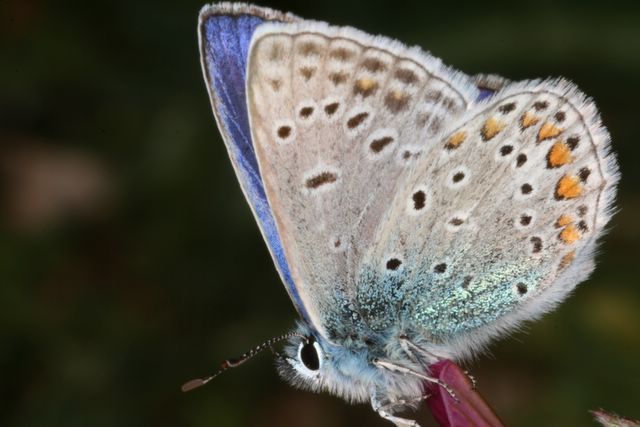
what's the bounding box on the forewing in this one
[358,79,618,352]
[246,21,479,338]
[198,5,323,323]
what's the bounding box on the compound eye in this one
[298,340,321,371]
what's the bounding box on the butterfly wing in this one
[198,5,322,323]
[245,21,480,338]
[359,79,618,355]
[473,73,511,101]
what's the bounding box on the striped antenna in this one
[181,331,306,392]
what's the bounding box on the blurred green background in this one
[1,0,639,426]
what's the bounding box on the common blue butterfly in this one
[191,3,619,425]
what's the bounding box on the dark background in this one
[1,0,639,426]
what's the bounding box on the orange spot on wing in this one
[445,131,467,150]
[559,250,576,270]
[547,141,574,168]
[555,175,582,200]
[391,90,405,100]
[556,214,574,228]
[357,78,376,91]
[354,78,379,97]
[520,112,540,129]
[559,224,580,244]
[538,121,563,142]
[481,117,506,141]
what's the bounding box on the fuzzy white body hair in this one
[277,322,436,405]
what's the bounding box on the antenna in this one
[181,331,305,392]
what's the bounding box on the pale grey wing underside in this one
[359,80,618,356]
[246,21,479,338]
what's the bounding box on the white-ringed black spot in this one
[500,145,514,156]
[567,136,580,150]
[579,167,591,183]
[386,258,402,270]
[516,282,528,296]
[520,214,532,226]
[554,111,566,123]
[446,212,469,231]
[447,167,470,188]
[277,126,292,139]
[516,153,527,167]
[370,136,394,153]
[434,263,447,273]
[412,191,426,210]
[521,183,533,195]
[299,106,314,119]
[347,112,369,129]
[305,172,338,189]
[449,217,464,226]
[324,102,339,116]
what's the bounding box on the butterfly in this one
[192,3,619,426]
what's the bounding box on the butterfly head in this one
[276,321,373,403]
[275,321,426,404]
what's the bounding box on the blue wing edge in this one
[197,3,315,326]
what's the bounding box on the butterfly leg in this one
[398,336,478,389]
[397,339,425,366]
[398,335,443,364]
[382,393,431,411]
[374,359,458,402]
[371,395,421,427]
[464,370,478,390]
